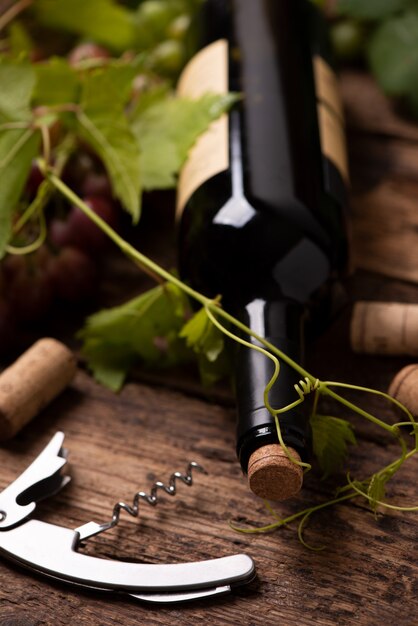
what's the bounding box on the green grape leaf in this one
[310,414,357,478]
[197,344,231,387]
[179,307,230,386]
[367,473,387,512]
[0,61,40,258]
[78,283,192,391]
[0,61,35,122]
[179,307,224,361]
[33,0,136,52]
[8,21,33,58]
[0,129,39,258]
[75,65,142,221]
[368,11,418,95]
[131,83,171,117]
[78,340,136,392]
[130,92,239,190]
[337,0,411,19]
[32,58,80,107]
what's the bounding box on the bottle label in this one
[176,39,229,218]
[313,56,349,184]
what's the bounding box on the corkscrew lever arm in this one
[0,431,69,528]
[0,519,254,602]
[0,432,256,604]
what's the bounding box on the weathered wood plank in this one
[0,366,416,625]
[341,70,418,140]
[351,178,418,283]
[341,71,418,283]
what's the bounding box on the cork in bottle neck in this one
[247,443,303,500]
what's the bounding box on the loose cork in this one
[351,301,418,356]
[0,338,77,440]
[388,364,418,418]
[247,444,303,501]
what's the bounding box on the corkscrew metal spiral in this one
[76,461,207,543]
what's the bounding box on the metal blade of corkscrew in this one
[130,585,232,603]
[0,432,70,529]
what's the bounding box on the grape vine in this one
[38,153,418,547]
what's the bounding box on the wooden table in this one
[0,71,417,626]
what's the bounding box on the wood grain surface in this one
[342,71,418,283]
[0,70,418,625]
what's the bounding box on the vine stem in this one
[347,476,418,512]
[45,170,216,298]
[44,170,311,379]
[321,385,398,435]
[10,135,75,247]
[0,0,33,31]
[204,304,282,412]
[6,209,47,255]
[231,491,357,535]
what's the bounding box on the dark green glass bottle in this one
[177,0,349,500]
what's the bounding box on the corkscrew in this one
[75,460,206,542]
[0,432,255,604]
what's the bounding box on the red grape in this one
[49,196,118,256]
[62,151,99,192]
[1,253,26,285]
[7,255,54,322]
[81,172,112,198]
[48,246,97,302]
[49,219,70,249]
[25,161,45,199]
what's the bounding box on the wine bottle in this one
[176,0,349,500]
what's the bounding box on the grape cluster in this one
[0,150,119,350]
[0,0,197,351]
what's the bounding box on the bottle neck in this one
[234,298,311,473]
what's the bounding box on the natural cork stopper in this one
[247,443,303,501]
[0,337,77,440]
[388,364,418,418]
[351,301,418,356]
